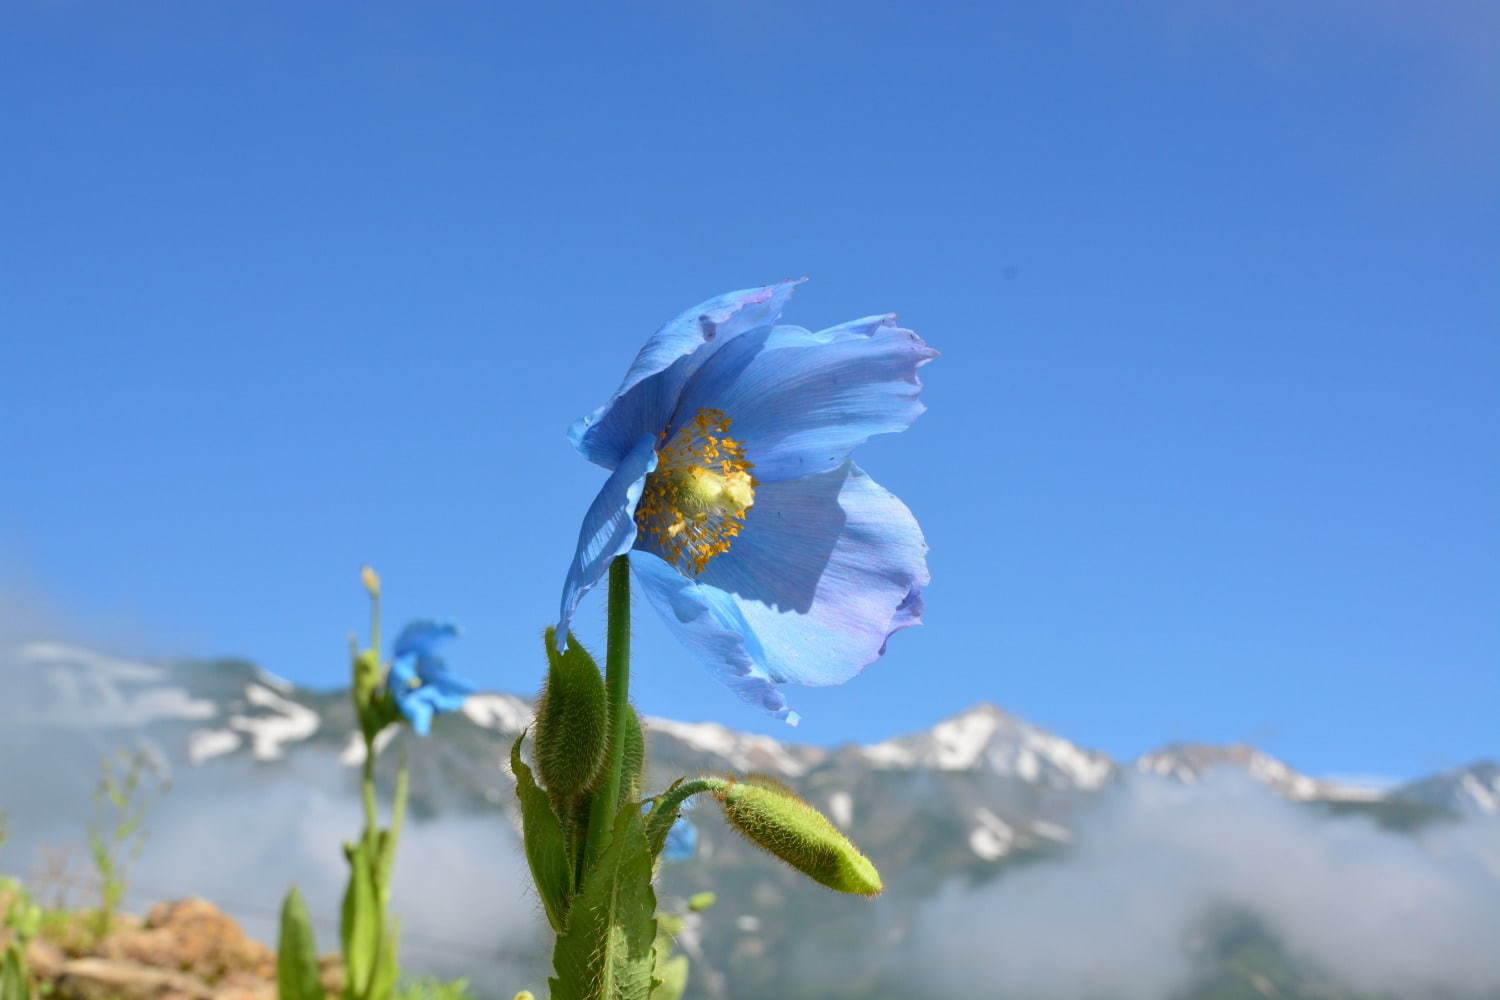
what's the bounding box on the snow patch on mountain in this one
[1029,819,1074,843]
[254,668,296,694]
[225,684,320,761]
[462,694,532,733]
[340,727,399,766]
[17,642,217,727]
[1393,761,1500,816]
[828,791,853,828]
[864,704,1115,790]
[969,807,1016,860]
[644,717,823,777]
[188,728,242,765]
[1136,743,1385,802]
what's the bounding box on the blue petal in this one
[700,463,928,687]
[392,681,435,736]
[628,549,799,724]
[416,657,477,701]
[633,463,926,721]
[393,620,460,660]
[568,281,801,470]
[557,433,658,648]
[670,315,936,482]
[388,652,419,689]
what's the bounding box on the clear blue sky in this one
[3,2,1496,780]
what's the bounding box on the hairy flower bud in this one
[716,777,882,896]
[534,628,609,799]
[351,649,384,736]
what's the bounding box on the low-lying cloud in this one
[910,775,1500,1000]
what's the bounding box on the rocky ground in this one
[1,897,340,1000]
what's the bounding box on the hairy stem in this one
[583,555,632,866]
[644,777,729,848]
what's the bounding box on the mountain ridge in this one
[10,641,1492,818]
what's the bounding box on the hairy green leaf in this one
[0,945,29,1000]
[548,804,658,1000]
[277,885,324,1000]
[512,736,573,933]
[650,955,687,1000]
[341,840,379,1000]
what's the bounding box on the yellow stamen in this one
[635,408,755,574]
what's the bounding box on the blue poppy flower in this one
[389,620,474,736]
[662,814,700,862]
[558,281,934,724]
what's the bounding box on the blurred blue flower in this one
[559,281,934,724]
[662,814,699,862]
[389,620,473,736]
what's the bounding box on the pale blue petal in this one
[419,670,473,713]
[388,652,419,690]
[393,620,460,660]
[416,657,476,699]
[557,434,658,648]
[628,550,800,724]
[390,666,435,735]
[698,462,929,688]
[670,315,936,482]
[568,281,802,470]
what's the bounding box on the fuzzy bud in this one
[534,628,609,799]
[716,777,882,896]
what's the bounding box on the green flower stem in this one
[584,555,633,866]
[360,736,379,850]
[644,777,728,846]
[379,749,410,897]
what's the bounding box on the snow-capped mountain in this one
[1391,760,1500,816]
[1135,742,1387,803]
[4,641,1496,1000]
[861,702,1116,790]
[4,642,1480,837]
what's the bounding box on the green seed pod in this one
[534,628,609,799]
[716,776,883,896]
[618,703,646,805]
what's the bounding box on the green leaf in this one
[649,955,687,1000]
[511,736,572,933]
[277,886,324,1000]
[548,804,658,1000]
[367,922,400,1000]
[616,705,645,807]
[340,839,380,1000]
[1,945,29,1000]
[377,756,410,895]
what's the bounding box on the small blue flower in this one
[662,814,699,862]
[389,620,474,736]
[559,281,934,724]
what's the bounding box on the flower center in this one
[635,408,755,575]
